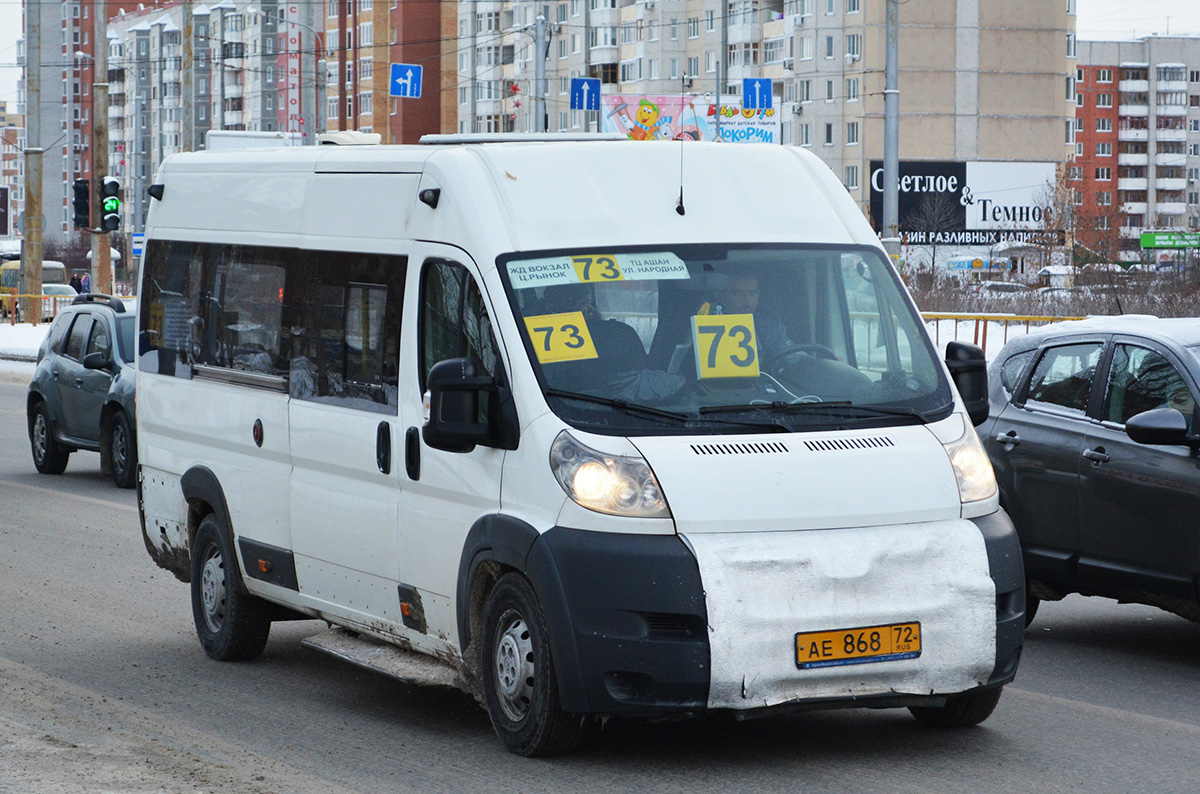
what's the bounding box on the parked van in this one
[136,137,1024,756]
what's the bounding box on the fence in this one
[3,291,79,325]
[921,312,1086,356]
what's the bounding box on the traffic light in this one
[72,178,91,229]
[99,176,121,232]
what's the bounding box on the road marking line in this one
[1007,686,1200,735]
[0,477,138,513]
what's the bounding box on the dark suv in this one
[980,316,1200,626]
[27,294,138,488]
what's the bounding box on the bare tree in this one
[900,191,961,276]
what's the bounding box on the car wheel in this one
[909,686,1003,728]
[191,514,272,662]
[481,573,586,757]
[1024,590,1040,629]
[30,401,70,475]
[109,410,137,489]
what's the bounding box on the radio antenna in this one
[676,75,687,216]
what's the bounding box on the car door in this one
[288,249,408,625]
[1078,339,1200,601]
[73,315,117,443]
[396,246,507,646]
[55,312,95,439]
[987,339,1106,590]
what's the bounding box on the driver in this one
[697,272,790,365]
[1165,384,1196,432]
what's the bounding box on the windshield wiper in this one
[545,388,692,423]
[546,389,789,432]
[700,400,950,424]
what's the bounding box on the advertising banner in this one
[869,160,1062,246]
[600,95,781,143]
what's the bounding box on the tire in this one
[481,573,586,757]
[190,514,272,662]
[909,686,1003,728]
[109,411,137,489]
[1024,590,1041,629]
[29,401,70,475]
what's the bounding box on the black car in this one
[27,294,138,488]
[981,316,1200,626]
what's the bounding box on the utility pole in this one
[183,0,194,151]
[881,0,901,261]
[23,0,43,323]
[717,0,728,141]
[534,15,547,132]
[93,0,112,295]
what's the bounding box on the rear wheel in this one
[191,514,271,661]
[909,686,1003,728]
[481,573,586,756]
[30,401,70,475]
[109,410,137,489]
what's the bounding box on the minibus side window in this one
[139,240,199,376]
[419,260,497,389]
[199,246,287,375]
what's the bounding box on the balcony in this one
[1118,153,1148,166]
[1118,129,1148,141]
[224,110,244,126]
[1119,226,1142,238]
[1156,104,1187,116]
[1122,203,1147,215]
[1157,128,1188,141]
[1155,152,1187,166]
[1156,80,1187,92]
[1119,79,1148,92]
[1156,202,1187,215]
[1118,178,1148,190]
[1118,104,1148,117]
[1156,177,1187,191]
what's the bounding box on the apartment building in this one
[1075,37,1200,262]
[322,0,453,142]
[457,0,1075,230]
[0,103,24,239]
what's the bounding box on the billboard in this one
[600,95,781,143]
[869,160,1062,246]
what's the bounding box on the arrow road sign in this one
[742,78,773,110]
[389,63,424,99]
[570,77,601,111]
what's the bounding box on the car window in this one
[1025,343,1103,414]
[85,319,111,358]
[63,314,92,361]
[420,259,497,389]
[1104,345,1194,426]
[1000,349,1036,397]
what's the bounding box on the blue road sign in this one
[742,78,773,110]
[570,77,601,111]
[131,233,145,257]
[389,63,423,99]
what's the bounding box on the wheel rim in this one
[493,609,535,723]
[32,412,48,463]
[111,421,128,477]
[199,543,228,635]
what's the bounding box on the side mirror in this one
[945,341,989,427]
[1125,407,1192,447]
[422,358,495,453]
[83,351,112,370]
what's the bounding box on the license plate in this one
[795,622,921,670]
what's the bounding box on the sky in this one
[1,0,1200,125]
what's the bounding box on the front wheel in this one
[909,686,1003,728]
[30,401,70,475]
[110,410,137,489]
[481,573,586,757]
[190,514,272,661]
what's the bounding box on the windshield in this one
[499,244,953,434]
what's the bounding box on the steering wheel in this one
[766,342,839,370]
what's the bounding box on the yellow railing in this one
[4,292,82,325]
[921,312,1086,355]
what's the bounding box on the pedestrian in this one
[80,272,91,293]
[69,273,83,293]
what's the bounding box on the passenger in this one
[538,283,646,391]
[1165,384,1195,432]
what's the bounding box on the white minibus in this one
[136,136,1024,756]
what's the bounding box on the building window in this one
[799,36,813,60]
[688,17,699,38]
[1066,76,1074,100]
[846,34,860,59]
[824,122,833,145]
[706,9,715,31]
[1095,167,1111,181]
[1097,68,1113,83]
[824,35,834,59]
[1097,93,1112,108]
[1096,191,1111,206]
[846,77,858,101]
[1096,142,1111,156]
[846,121,858,145]
[844,165,858,190]
[798,79,811,102]
[1066,33,1075,58]
[1068,166,1083,180]
[1075,93,1083,107]
[798,123,810,146]
[846,0,858,12]
[1096,117,1112,133]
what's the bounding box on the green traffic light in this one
[102,196,121,213]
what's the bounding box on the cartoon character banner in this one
[600,95,780,143]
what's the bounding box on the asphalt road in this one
[2,375,1199,793]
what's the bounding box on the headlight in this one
[943,422,997,504]
[549,431,671,518]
